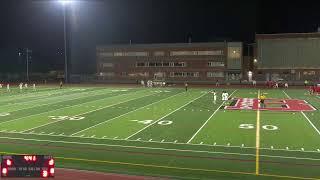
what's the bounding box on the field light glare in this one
[59,0,73,5]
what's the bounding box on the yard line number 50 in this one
[239,124,279,131]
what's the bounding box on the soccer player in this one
[259,93,266,108]
[24,83,28,89]
[19,83,23,92]
[141,80,145,87]
[284,82,288,88]
[212,90,217,104]
[33,83,36,91]
[252,80,257,86]
[216,80,220,87]
[6,83,10,92]
[184,82,188,92]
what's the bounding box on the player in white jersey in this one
[212,90,217,104]
[24,83,28,89]
[19,83,23,92]
[7,84,10,92]
[0,84,2,88]
[33,83,36,91]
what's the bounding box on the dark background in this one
[0,0,319,74]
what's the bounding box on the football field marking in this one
[186,90,237,143]
[282,90,320,136]
[0,89,141,126]
[256,89,261,175]
[1,136,320,162]
[125,92,208,140]
[0,88,109,113]
[70,92,183,136]
[21,91,160,133]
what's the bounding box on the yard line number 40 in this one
[239,124,279,131]
[131,120,173,125]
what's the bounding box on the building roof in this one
[97,42,240,49]
[256,32,320,40]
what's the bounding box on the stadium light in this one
[58,0,74,83]
[59,0,73,5]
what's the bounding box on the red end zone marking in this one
[225,98,316,112]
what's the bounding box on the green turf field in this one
[0,86,320,180]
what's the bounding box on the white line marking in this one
[70,92,183,136]
[0,136,319,162]
[213,142,216,146]
[114,136,118,139]
[79,134,84,137]
[283,90,320,136]
[136,138,141,141]
[174,140,178,143]
[21,91,159,134]
[103,136,107,139]
[187,90,237,143]
[161,139,165,142]
[125,92,208,140]
[200,142,203,145]
[48,132,55,135]
[149,139,152,142]
[301,148,305,151]
[59,133,64,136]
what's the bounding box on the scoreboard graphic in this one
[1,155,54,178]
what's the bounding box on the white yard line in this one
[0,88,129,114]
[125,92,208,140]
[0,135,319,162]
[0,89,147,126]
[70,92,183,136]
[187,90,237,143]
[282,90,320,136]
[21,91,160,133]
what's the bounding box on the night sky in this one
[0,0,319,74]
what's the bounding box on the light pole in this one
[59,0,72,83]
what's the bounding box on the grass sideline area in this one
[0,85,320,180]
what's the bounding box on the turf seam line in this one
[20,90,160,133]
[125,92,208,140]
[186,90,237,143]
[70,91,183,136]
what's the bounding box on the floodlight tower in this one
[59,0,72,83]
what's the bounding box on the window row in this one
[99,71,226,78]
[169,72,199,78]
[99,50,224,57]
[136,62,186,67]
